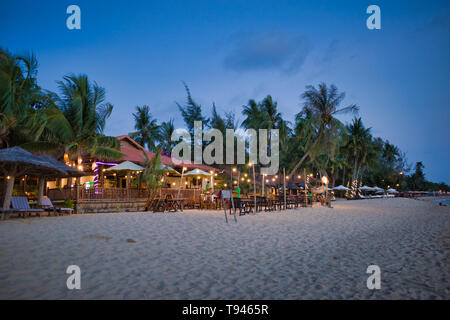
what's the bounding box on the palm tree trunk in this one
[351,156,359,197]
[288,129,323,179]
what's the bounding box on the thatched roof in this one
[0,147,67,177]
[38,155,85,177]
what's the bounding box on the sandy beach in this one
[0,198,448,300]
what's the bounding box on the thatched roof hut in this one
[0,147,68,216]
[38,155,85,178]
[0,147,68,177]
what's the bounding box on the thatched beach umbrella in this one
[37,155,85,207]
[0,147,67,217]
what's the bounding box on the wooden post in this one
[126,170,130,200]
[2,173,16,219]
[75,176,80,214]
[37,177,45,206]
[251,163,256,213]
[262,174,265,196]
[283,168,286,210]
[304,168,307,207]
[177,167,185,198]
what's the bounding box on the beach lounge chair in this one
[11,196,46,218]
[41,196,73,216]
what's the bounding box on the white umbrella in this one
[386,188,398,193]
[372,186,384,193]
[157,163,180,175]
[331,185,350,191]
[183,168,212,197]
[359,185,376,191]
[105,161,144,171]
[183,168,212,177]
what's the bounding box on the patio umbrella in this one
[37,155,85,207]
[105,161,145,172]
[38,155,85,178]
[105,161,145,198]
[331,185,350,191]
[0,147,67,216]
[359,185,376,191]
[183,168,211,198]
[386,188,398,193]
[372,186,384,193]
[183,168,212,177]
[157,163,180,175]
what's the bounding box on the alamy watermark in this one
[66,265,81,290]
[366,5,381,30]
[366,265,381,290]
[66,5,81,30]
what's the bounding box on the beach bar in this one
[43,135,218,213]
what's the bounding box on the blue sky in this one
[1,0,449,183]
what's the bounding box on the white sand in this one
[0,198,448,299]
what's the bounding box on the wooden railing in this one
[47,187,203,201]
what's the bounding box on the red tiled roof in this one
[116,135,217,172]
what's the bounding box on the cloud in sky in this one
[223,31,311,75]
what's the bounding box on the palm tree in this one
[288,83,358,179]
[0,48,70,150]
[159,118,175,153]
[56,74,122,163]
[139,147,168,210]
[342,117,372,195]
[176,83,209,134]
[241,99,264,130]
[129,105,161,152]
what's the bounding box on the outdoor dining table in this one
[164,198,185,212]
[237,198,255,215]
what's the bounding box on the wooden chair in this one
[41,196,73,216]
[11,196,46,218]
[318,195,330,206]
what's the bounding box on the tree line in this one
[1,48,448,192]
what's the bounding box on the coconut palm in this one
[159,118,175,153]
[342,117,372,195]
[0,48,70,150]
[129,105,161,152]
[139,147,168,210]
[56,74,122,162]
[176,83,209,134]
[288,83,358,179]
[241,99,264,130]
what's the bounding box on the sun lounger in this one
[11,196,46,218]
[41,196,73,216]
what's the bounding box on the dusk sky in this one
[1,0,449,183]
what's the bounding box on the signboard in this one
[221,190,237,223]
